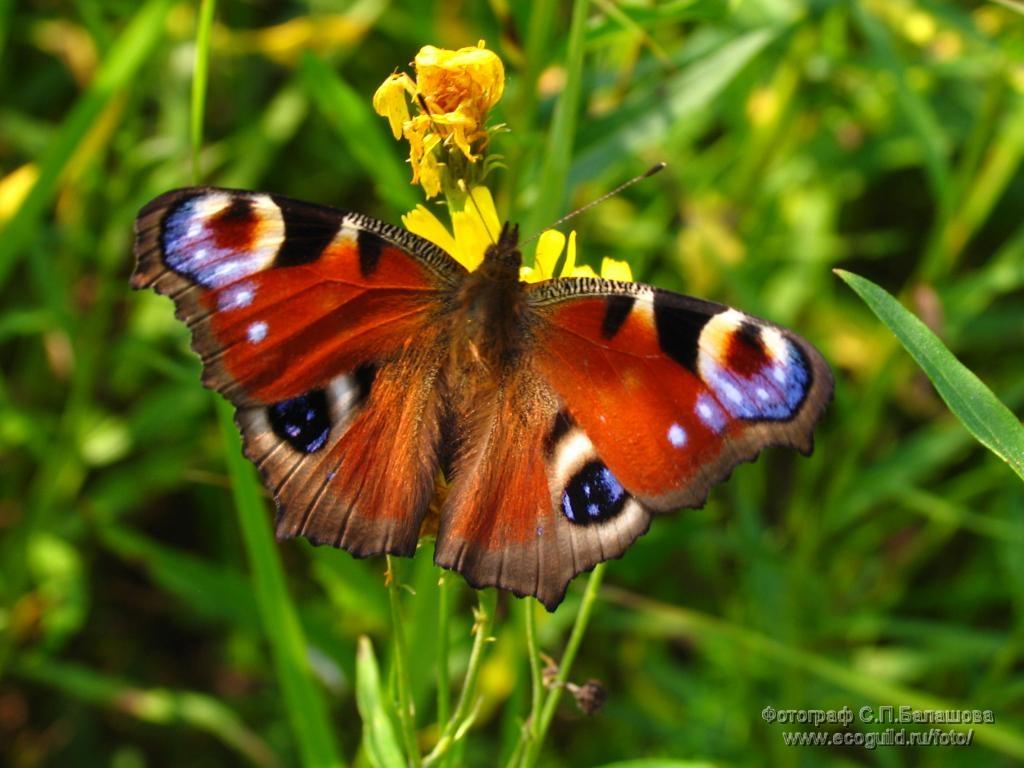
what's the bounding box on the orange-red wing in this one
[133,187,463,556]
[434,371,655,610]
[527,278,833,512]
[133,187,463,405]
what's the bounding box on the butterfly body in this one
[134,187,832,609]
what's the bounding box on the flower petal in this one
[519,265,541,283]
[372,73,413,140]
[416,150,444,199]
[403,205,458,257]
[569,264,599,278]
[467,186,501,234]
[559,231,578,276]
[599,256,633,282]
[451,209,491,271]
[533,230,565,280]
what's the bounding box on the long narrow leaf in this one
[0,0,174,287]
[14,653,280,768]
[216,399,345,767]
[299,52,418,216]
[836,269,1024,481]
[355,636,406,768]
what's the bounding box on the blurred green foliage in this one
[1,1,1024,766]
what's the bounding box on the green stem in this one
[435,570,452,768]
[520,564,606,768]
[386,556,422,768]
[423,589,498,766]
[503,598,544,768]
[524,599,542,741]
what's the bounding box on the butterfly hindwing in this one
[133,187,463,556]
[434,371,653,610]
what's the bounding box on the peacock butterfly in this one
[132,187,833,609]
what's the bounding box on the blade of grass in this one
[190,0,217,183]
[356,636,406,768]
[435,570,452,768]
[0,0,174,288]
[604,587,1024,760]
[570,26,778,181]
[386,556,422,767]
[14,652,281,768]
[522,0,590,238]
[836,269,1024,482]
[299,52,419,216]
[850,4,950,215]
[216,398,345,767]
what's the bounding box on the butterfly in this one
[133,187,833,610]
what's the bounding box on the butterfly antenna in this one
[416,93,498,245]
[519,162,666,247]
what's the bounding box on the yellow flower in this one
[373,41,504,198]
[402,185,633,282]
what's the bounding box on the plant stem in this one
[519,564,606,768]
[387,555,422,768]
[436,569,452,768]
[423,589,498,766]
[524,599,542,742]
[503,598,543,768]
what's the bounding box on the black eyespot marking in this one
[601,295,635,339]
[654,296,711,373]
[214,196,255,224]
[271,195,340,268]
[353,363,377,405]
[357,229,383,277]
[736,321,763,351]
[268,389,331,453]
[543,410,574,457]
[561,461,629,525]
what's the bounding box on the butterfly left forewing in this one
[133,187,462,405]
[133,187,463,556]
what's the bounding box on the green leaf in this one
[836,269,1024,482]
[521,0,589,237]
[14,653,280,768]
[299,52,419,216]
[355,636,406,768]
[0,0,174,288]
[216,398,345,767]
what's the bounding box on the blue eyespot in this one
[267,390,331,453]
[561,461,628,525]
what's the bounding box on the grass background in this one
[2,1,1024,766]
